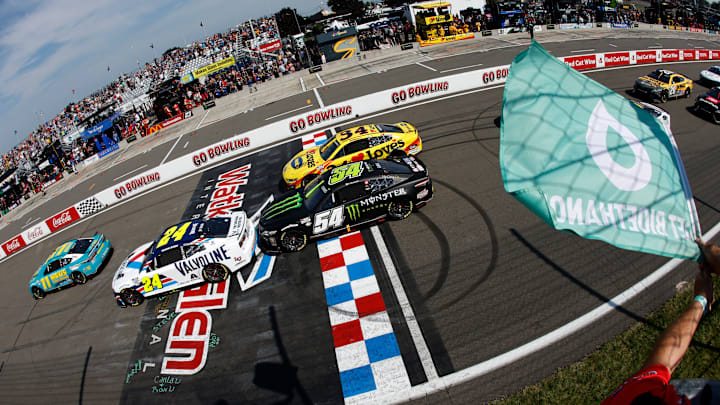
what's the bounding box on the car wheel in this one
[713,112,720,125]
[32,286,46,300]
[202,263,229,283]
[388,200,414,220]
[71,271,87,284]
[659,91,668,103]
[279,229,307,252]
[389,149,407,159]
[301,175,316,188]
[120,288,144,307]
[684,88,691,98]
[692,102,700,113]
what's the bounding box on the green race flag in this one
[500,41,701,260]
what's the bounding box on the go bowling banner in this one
[499,41,701,260]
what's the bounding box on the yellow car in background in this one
[282,122,422,188]
[633,69,693,103]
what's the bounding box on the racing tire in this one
[71,271,87,285]
[659,91,669,103]
[120,288,144,307]
[713,112,720,125]
[279,229,308,252]
[301,175,316,188]
[389,149,407,159]
[202,263,230,283]
[32,287,46,300]
[692,102,700,113]
[388,200,414,220]
[684,88,692,98]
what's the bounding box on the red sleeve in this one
[601,364,688,405]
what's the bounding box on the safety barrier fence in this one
[3,45,720,259]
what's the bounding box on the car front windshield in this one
[319,139,340,160]
[199,217,231,237]
[303,178,330,209]
[710,67,720,75]
[648,71,671,83]
[69,239,93,254]
[706,88,720,98]
[376,124,403,133]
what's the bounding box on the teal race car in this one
[29,234,112,300]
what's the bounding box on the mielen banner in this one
[499,41,701,260]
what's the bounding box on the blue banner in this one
[98,143,119,158]
[82,112,120,141]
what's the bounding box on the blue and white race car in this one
[700,66,720,86]
[29,234,112,300]
[112,211,256,307]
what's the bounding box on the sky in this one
[0,0,330,154]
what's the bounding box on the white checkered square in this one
[322,266,350,288]
[359,312,394,340]
[371,357,411,391]
[335,341,370,372]
[328,300,359,326]
[317,238,343,257]
[350,276,380,300]
[342,245,369,266]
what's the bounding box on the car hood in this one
[636,77,665,88]
[112,242,152,291]
[259,191,312,231]
[283,147,324,182]
[701,70,720,82]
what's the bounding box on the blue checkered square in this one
[325,283,354,306]
[339,365,376,397]
[365,333,401,363]
[346,260,374,281]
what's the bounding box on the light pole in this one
[291,8,312,68]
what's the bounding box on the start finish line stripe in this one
[316,231,410,404]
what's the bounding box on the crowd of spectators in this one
[2,2,719,215]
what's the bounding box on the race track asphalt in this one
[2,29,720,404]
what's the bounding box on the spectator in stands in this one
[602,239,720,404]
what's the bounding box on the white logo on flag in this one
[585,100,652,191]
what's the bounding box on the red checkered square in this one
[332,319,363,347]
[340,232,364,251]
[320,252,345,272]
[355,292,386,318]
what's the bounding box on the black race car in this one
[257,157,433,253]
[693,87,720,124]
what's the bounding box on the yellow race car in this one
[633,69,693,103]
[282,122,422,188]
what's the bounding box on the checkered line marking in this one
[317,231,410,403]
[301,131,328,150]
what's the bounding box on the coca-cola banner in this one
[46,207,81,232]
[2,235,26,256]
[23,222,52,244]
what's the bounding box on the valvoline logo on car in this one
[290,156,303,169]
[707,96,720,104]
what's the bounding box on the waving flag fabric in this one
[500,40,701,260]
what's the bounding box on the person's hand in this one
[696,238,720,275]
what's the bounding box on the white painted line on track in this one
[264,104,313,121]
[440,63,484,73]
[316,73,326,86]
[195,110,210,129]
[24,217,34,226]
[183,141,189,149]
[370,225,439,381]
[571,49,595,53]
[313,87,325,109]
[376,220,720,404]
[608,43,618,48]
[648,45,663,48]
[300,77,307,92]
[160,135,183,166]
[112,164,148,182]
[415,62,437,72]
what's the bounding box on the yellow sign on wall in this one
[192,56,236,78]
[420,32,474,47]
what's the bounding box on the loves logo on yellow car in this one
[282,121,422,188]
